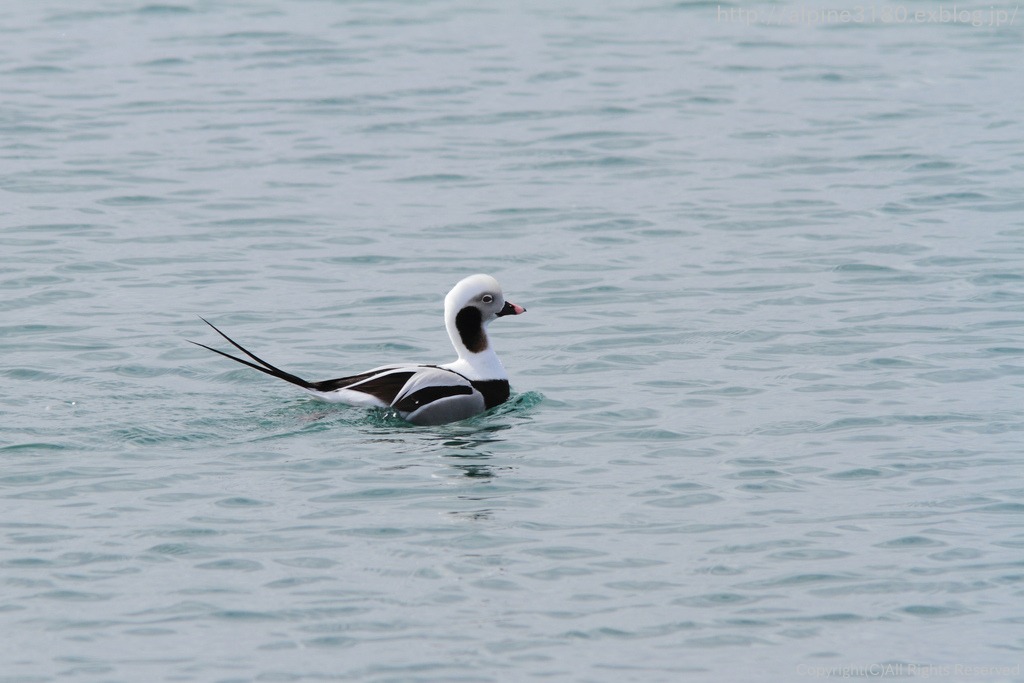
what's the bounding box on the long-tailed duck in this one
[190,274,525,425]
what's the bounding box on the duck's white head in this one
[443,274,525,378]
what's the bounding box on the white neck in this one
[442,316,508,380]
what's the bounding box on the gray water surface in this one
[2,1,1023,681]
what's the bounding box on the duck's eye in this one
[481,294,493,304]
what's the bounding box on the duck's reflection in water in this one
[434,425,516,524]
[436,423,515,481]
[446,507,494,522]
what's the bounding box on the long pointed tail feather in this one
[189,317,314,390]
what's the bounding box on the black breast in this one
[471,379,510,409]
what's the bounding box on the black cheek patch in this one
[455,306,487,353]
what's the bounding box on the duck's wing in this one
[391,366,488,425]
[309,365,479,420]
[307,366,421,408]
